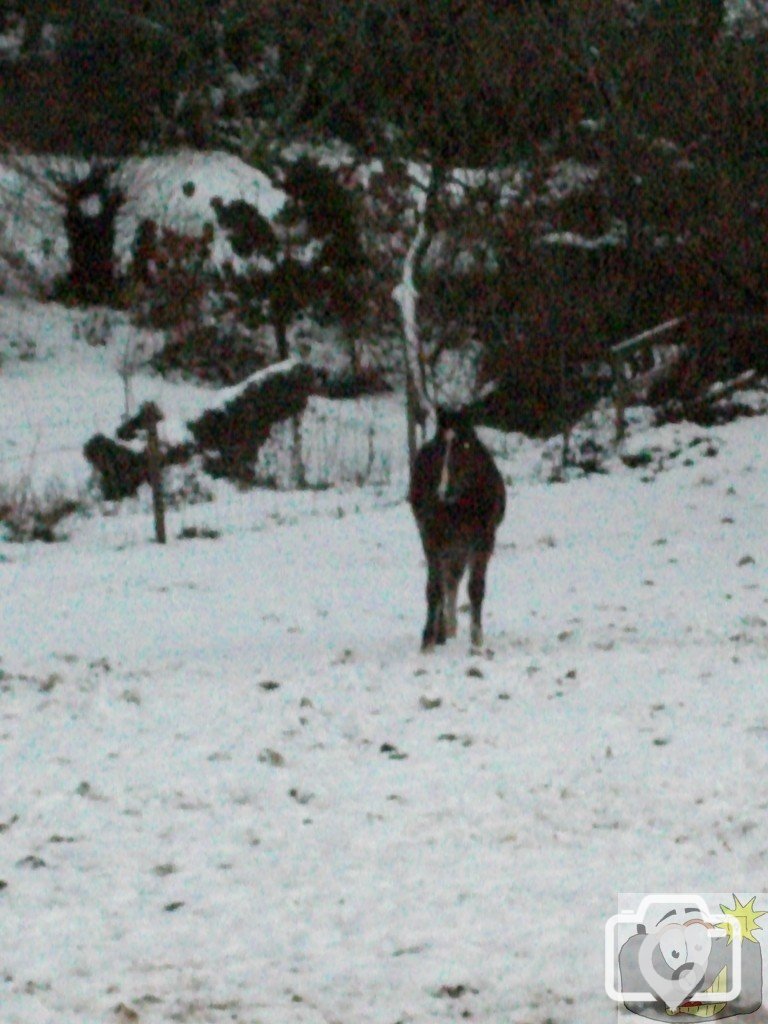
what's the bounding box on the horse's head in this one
[435,406,483,504]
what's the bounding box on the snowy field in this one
[2,299,768,1024]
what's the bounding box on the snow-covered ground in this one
[2,299,768,1024]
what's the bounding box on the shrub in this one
[128,219,213,333]
[127,218,269,383]
[0,480,83,543]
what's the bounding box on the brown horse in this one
[409,406,506,651]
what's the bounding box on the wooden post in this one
[558,330,570,471]
[117,400,166,544]
[144,411,166,545]
[609,317,685,444]
[290,414,306,488]
[611,351,628,443]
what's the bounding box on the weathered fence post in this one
[116,400,167,544]
[290,414,306,488]
[609,317,685,443]
[143,406,166,544]
[610,348,629,443]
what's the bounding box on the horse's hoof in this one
[421,639,436,653]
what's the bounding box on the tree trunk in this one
[394,179,440,470]
[20,0,46,53]
[61,162,124,305]
[275,318,290,361]
[405,370,425,473]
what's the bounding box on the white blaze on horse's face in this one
[437,428,455,502]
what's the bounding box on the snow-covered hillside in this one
[1,299,768,1024]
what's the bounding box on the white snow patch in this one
[1,298,768,1024]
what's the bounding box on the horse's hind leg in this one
[468,548,491,649]
[443,552,467,639]
[422,558,445,651]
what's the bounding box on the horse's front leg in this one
[422,558,446,651]
[468,547,491,649]
[443,552,466,640]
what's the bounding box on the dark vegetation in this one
[0,485,81,542]
[187,360,314,482]
[1,0,767,434]
[84,361,315,494]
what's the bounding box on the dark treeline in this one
[0,2,738,159]
[1,0,767,430]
